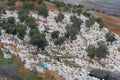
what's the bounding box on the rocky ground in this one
[0,9,120,80]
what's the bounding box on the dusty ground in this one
[45,1,58,12]
[0,42,64,80]
[91,11,120,35]
[79,32,88,46]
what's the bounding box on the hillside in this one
[0,0,120,80]
[53,0,120,15]
[91,11,120,35]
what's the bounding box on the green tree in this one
[86,16,96,28]
[0,29,1,36]
[17,27,26,40]
[18,9,29,15]
[7,17,15,24]
[54,13,64,23]
[10,25,17,35]
[0,19,9,31]
[37,0,43,4]
[51,30,60,39]
[23,2,34,9]
[76,8,82,16]
[83,12,91,17]
[96,43,109,59]
[3,17,16,35]
[25,16,38,29]
[86,43,109,59]
[70,15,82,31]
[105,32,116,43]
[65,27,77,40]
[18,13,29,22]
[30,34,48,50]
[77,4,84,8]
[86,45,96,59]
[7,0,16,6]
[96,18,104,29]
[0,7,6,15]
[52,1,66,8]
[54,36,65,45]
[38,4,48,18]
[29,29,40,37]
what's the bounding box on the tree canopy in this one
[30,34,48,50]
[38,4,49,18]
[18,12,29,22]
[54,13,64,23]
[54,36,65,45]
[37,0,43,4]
[64,15,82,40]
[51,30,60,39]
[25,16,38,29]
[86,42,109,59]
[86,16,96,28]
[23,2,34,10]
[105,32,116,43]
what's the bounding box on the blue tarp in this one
[39,61,47,67]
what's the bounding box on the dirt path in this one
[79,32,88,46]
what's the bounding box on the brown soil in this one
[105,24,120,35]
[15,1,23,10]
[0,42,65,80]
[15,1,58,12]
[0,42,4,48]
[36,18,48,24]
[79,33,88,46]
[45,2,58,12]
[43,68,65,80]
[91,11,120,35]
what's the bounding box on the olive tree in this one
[37,0,43,4]
[54,13,64,23]
[86,43,109,59]
[38,4,49,18]
[51,30,60,39]
[30,33,48,51]
[105,32,116,43]
[86,16,96,28]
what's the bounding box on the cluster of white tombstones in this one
[0,10,120,80]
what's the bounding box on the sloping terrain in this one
[53,0,120,15]
[91,11,120,35]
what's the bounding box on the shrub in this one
[86,43,109,59]
[23,2,34,9]
[37,0,43,4]
[86,16,96,28]
[83,11,91,17]
[105,32,116,43]
[52,1,66,8]
[96,18,104,29]
[54,37,65,45]
[38,4,48,18]
[30,34,48,50]
[51,30,60,39]
[54,13,64,23]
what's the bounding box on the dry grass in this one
[44,1,58,12]
[79,32,88,46]
[0,42,64,80]
[0,0,8,7]
[91,11,120,35]
[43,68,65,80]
